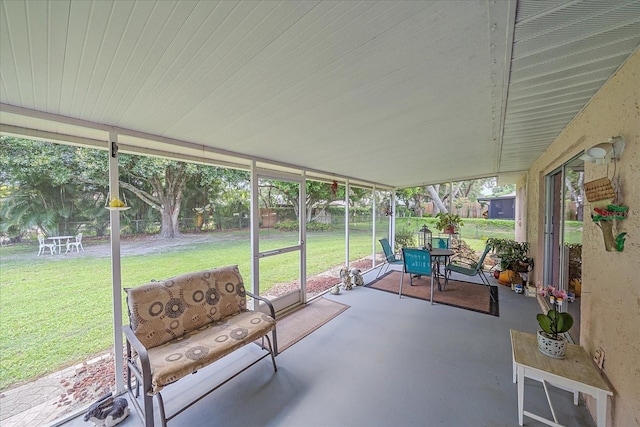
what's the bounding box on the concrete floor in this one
[59,268,596,427]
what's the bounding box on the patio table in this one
[428,248,454,291]
[412,247,454,291]
[46,236,73,254]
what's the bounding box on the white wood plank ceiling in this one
[1,0,639,188]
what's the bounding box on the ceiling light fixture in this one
[579,136,625,164]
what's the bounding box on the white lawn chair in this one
[38,235,56,255]
[66,233,84,253]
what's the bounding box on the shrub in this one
[306,221,332,232]
[394,227,416,251]
[274,220,334,232]
[273,220,298,231]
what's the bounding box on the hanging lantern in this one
[419,224,432,250]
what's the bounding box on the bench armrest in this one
[246,290,275,319]
[246,290,278,356]
[123,325,153,395]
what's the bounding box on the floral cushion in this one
[126,265,250,349]
[147,310,276,393]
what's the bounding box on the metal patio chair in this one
[66,233,84,253]
[376,238,403,278]
[37,235,56,255]
[432,236,449,265]
[400,247,433,301]
[445,244,495,301]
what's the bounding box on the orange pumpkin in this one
[498,270,518,286]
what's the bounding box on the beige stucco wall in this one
[521,49,640,426]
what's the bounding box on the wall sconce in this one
[580,136,625,164]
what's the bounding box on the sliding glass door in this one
[544,155,584,343]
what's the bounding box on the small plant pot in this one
[537,330,567,359]
[598,220,617,252]
[443,225,456,234]
[498,270,517,286]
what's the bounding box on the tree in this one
[565,169,585,221]
[396,187,427,215]
[185,168,250,230]
[0,137,109,237]
[0,138,251,239]
[396,178,495,217]
[426,184,448,213]
[491,183,516,197]
[118,156,193,238]
[262,180,368,223]
[261,180,334,223]
[118,155,252,237]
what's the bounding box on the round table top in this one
[416,247,455,256]
[431,248,455,256]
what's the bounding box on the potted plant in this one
[487,238,534,285]
[536,285,574,359]
[487,238,533,271]
[434,212,463,234]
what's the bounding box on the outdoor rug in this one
[366,271,499,316]
[275,297,350,353]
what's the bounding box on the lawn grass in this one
[0,230,375,390]
[2,217,573,390]
[1,256,114,390]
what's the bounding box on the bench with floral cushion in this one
[123,265,278,427]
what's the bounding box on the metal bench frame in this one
[123,291,278,427]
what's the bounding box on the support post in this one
[345,180,350,267]
[108,132,125,392]
[372,186,377,270]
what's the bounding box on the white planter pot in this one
[537,330,567,359]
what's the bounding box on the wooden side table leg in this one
[596,391,608,427]
[517,365,524,426]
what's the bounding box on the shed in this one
[477,195,515,220]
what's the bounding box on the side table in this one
[510,329,612,427]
